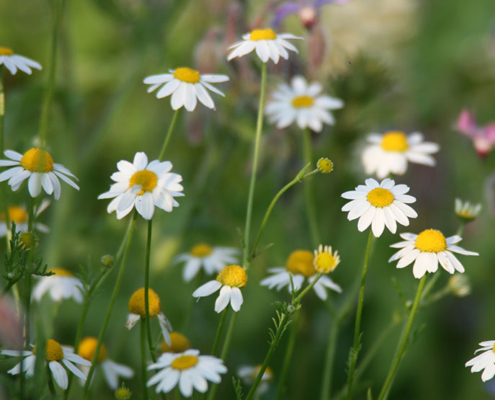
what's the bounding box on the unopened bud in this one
[317,158,334,174]
[448,274,471,298]
[101,255,115,269]
[19,232,38,250]
[115,383,132,400]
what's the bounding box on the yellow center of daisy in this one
[216,265,248,287]
[292,96,314,108]
[1,206,28,223]
[414,229,447,253]
[161,332,191,353]
[0,47,14,56]
[129,170,158,196]
[20,149,54,173]
[171,355,199,370]
[380,131,409,152]
[173,67,201,84]
[250,29,277,41]
[49,268,74,277]
[492,343,495,353]
[128,288,162,317]
[253,365,274,380]
[190,243,213,258]
[78,337,108,363]
[285,250,316,277]
[33,339,64,361]
[314,253,338,273]
[366,188,394,208]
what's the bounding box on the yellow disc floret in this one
[78,337,108,363]
[161,332,191,353]
[317,158,333,174]
[45,339,64,361]
[50,268,74,277]
[285,250,316,277]
[115,385,132,400]
[367,188,394,208]
[128,288,162,317]
[1,206,28,223]
[250,29,277,41]
[173,67,201,84]
[380,131,409,152]
[292,96,315,108]
[216,265,247,287]
[171,355,199,370]
[0,47,14,56]
[129,170,158,196]
[190,243,213,258]
[313,245,340,273]
[20,149,54,173]
[414,229,447,253]
[252,365,274,381]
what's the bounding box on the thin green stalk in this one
[347,230,374,400]
[377,275,427,400]
[295,272,323,303]
[243,62,267,268]
[82,211,138,399]
[38,0,65,147]
[141,320,149,400]
[0,66,10,252]
[276,309,300,400]
[320,318,340,400]
[302,129,320,247]
[211,307,229,356]
[159,110,180,162]
[144,220,158,362]
[46,364,57,397]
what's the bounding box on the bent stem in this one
[302,129,320,247]
[377,275,427,400]
[347,230,374,400]
[159,109,180,162]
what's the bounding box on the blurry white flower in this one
[32,269,84,303]
[0,47,41,75]
[466,341,495,381]
[448,274,471,297]
[238,365,274,394]
[455,199,482,222]
[0,201,50,237]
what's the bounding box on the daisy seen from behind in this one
[466,341,495,382]
[260,249,341,301]
[227,28,302,64]
[32,268,84,304]
[143,68,228,111]
[265,75,344,132]
[341,178,417,237]
[0,149,79,199]
[77,337,134,390]
[192,265,247,313]
[174,243,239,282]
[0,47,41,75]
[147,349,227,397]
[98,152,184,220]
[389,229,478,279]
[455,199,482,223]
[160,332,191,354]
[1,339,91,389]
[361,131,440,179]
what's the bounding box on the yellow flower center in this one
[317,158,333,174]
[492,343,495,354]
[161,332,191,353]
[250,29,277,41]
[34,339,64,362]
[380,131,409,152]
[1,206,28,223]
[0,47,14,56]
[190,243,213,258]
[367,188,394,208]
[49,268,74,277]
[291,96,314,108]
[285,250,316,277]
[252,365,274,380]
[19,232,37,250]
[414,229,447,253]
[20,149,54,173]
[173,67,201,84]
[314,253,337,273]
[216,265,248,287]
[128,288,161,317]
[78,337,108,363]
[115,387,132,400]
[129,170,158,196]
[171,355,199,370]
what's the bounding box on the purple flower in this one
[456,110,495,158]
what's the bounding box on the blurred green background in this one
[1,0,495,399]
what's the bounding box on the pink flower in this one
[456,110,495,158]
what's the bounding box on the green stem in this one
[0,66,10,252]
[276,309,300,400]
[302,129,320,247]
[141,320,149,400]
[243,62,267,268]
[82,211,138,399]
[377,275,427,400]
[159,110,180,162]
[347,230,374,400]
[46,364,57,397]
[144,220,159,363]
[320,317,340,400]
[39,0,65,147]
[294,272,323,304]
[211,307,229,356]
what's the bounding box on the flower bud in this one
[101,255,115,269]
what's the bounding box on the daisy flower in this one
[455,198,482,223]
[77,337,134,390]
[388,229,479,279]
[0,47,42,75]
[361,131,440,179]
[0,149,79,199]
[448,274,471,297]
[98,152,184,220]
[143,68,229,111]
[125,288,173,346]
[227,28,303,64]
[265,75,344,132]
[192,265,247,313]
[466,341,495,382]
[238,365,274,395]
[1,339,91,390]
[260,250,341,301]
[341,178,417,237]
[0,200,50,237]
[32,268,84,303]
[147,349,227,397]
[174,243,239,282]
[160,332,192,354]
